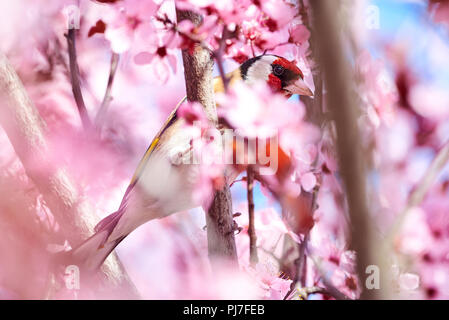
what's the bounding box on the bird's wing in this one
[120,69,243,205]
[80,69,245,268]
[129,96,186,187]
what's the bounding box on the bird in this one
[71,54,314,270]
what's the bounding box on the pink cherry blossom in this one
[289,24,311,45]
[1,0,449,302]
[217,82,306,139]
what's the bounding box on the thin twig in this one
[306,252,351,300]
[247,166,258,266]
[214,25,232,92]
[260,42,291,54]
[283,233,308,300]
[250,41,256,58]
[95,53,120,128]
[319,275,351,300]
[230,177,246,187]
[283,230,314,300]
[386,141,449,243]
[298,233,308,286]
[156,14,212,53]
[282,182,320,300]
[258,246,281,262]
[65,28,92,130]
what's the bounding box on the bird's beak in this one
[284,78,314,97]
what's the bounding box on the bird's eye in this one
[273,65,284,76]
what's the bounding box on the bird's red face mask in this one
[268,57,313,98]
[240,55,313,98]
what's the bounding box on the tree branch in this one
[213,25,232,92]
[95,53,120,129]
[66,28,92,131]
[299,0,324,126]
[306,252,351,300]
[0,52,138,298]
[283,233,308,300]
[175,9,238,269]
[247,166,258,266]
[282,187,320,300]
[309,0,379,299]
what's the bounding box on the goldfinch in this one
[72,54,313,270]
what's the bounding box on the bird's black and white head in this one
[239,55,313,97]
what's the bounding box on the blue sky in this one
[370,0,449,86]
[373,0,425,31]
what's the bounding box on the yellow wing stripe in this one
[129,70,241,186]
[130,137,160,184]
[129,97,187,185]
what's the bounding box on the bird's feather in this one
[127,71,241,189]
[129,96,186,186]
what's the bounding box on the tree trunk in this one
[0,52,139,299]
[309,0,380,299]
[176,9,238,268]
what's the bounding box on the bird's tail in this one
[71,209,126,271]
